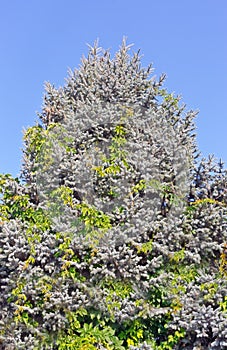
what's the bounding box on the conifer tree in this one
[0,40,226,349]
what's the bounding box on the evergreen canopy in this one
[0,40,226,350]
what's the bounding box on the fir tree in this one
[0,40,226,349]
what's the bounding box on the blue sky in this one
[0,0,226,177]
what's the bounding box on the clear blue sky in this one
[0,0,226,177]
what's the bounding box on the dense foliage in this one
[0,40,226,349]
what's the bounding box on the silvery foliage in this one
[0,41,226,349]
[169,272,227,350]
[22,40,196,224]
